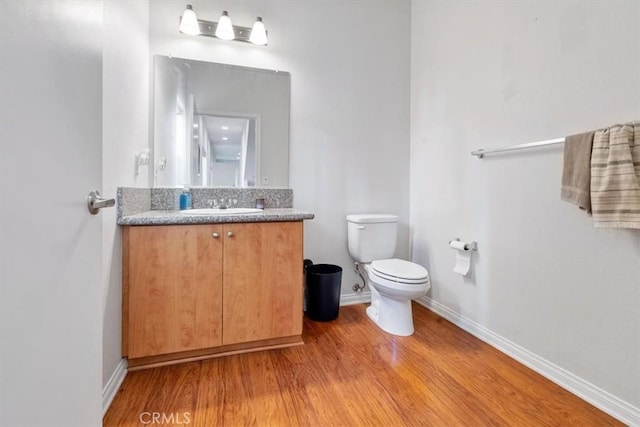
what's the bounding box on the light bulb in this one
[215,11,235,40]
[249,17,268,45]
[179,5,200,36]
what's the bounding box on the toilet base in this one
[366,286,415,337]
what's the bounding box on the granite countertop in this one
[118,208,314,226]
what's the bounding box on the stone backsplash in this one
[118,187,293,218]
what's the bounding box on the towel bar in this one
[471,137,565,158]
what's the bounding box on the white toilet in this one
[347,214,430,336]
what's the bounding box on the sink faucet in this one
[207,198,237,209]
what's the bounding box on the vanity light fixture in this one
[249,17,268,46]
[178,5,269,46]
[179,5,200,36]
[215,11,234,40]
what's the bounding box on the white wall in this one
[149,0,411,298]
[411,0,640,415]
[102,0,149,389]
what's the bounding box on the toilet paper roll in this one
[449,240,467,251]
[449,240,471,275]
[453,250,471,275]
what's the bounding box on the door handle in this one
[227,231,234,238]
[87,190,115,215]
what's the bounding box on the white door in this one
[0,1,104,426]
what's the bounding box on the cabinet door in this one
[222,221,303,345]
[126,225,223,358]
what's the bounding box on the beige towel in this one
[590,121,640,229]
[561,131,595,212]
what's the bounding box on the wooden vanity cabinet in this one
[222,222,304,345]
[123,224,224,359]
[122,221,303,368]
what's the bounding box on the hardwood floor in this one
[104,303,621,426]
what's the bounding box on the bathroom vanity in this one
[118,196,313,370]
[116,56,305,369]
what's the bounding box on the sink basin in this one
[180,208,264,215]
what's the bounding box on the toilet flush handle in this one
[355,225,365,230]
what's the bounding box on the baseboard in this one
[340,291,371,306]
[416,296,640,426]
[102,358,128,416]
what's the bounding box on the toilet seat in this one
[371,258,429,284]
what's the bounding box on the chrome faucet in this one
[206,198,238,209]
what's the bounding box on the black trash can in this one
[305,264,342,321]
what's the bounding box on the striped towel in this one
[590,121,640,229]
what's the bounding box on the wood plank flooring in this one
[104,303,621,426]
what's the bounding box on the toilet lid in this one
[371,259,429,284]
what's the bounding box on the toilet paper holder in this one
[449,238,478,251]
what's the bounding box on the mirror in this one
[152,56,290,187]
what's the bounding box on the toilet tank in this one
[346,214,398,263]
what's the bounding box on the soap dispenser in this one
[179,187,192,210]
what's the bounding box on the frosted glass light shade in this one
[249,17,268,45]
[215,11,235,40]
[179,5,200,36]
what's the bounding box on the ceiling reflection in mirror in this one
[153,56,290,187]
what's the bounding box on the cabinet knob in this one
[212,232,220,238]
[227,231,234,238]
